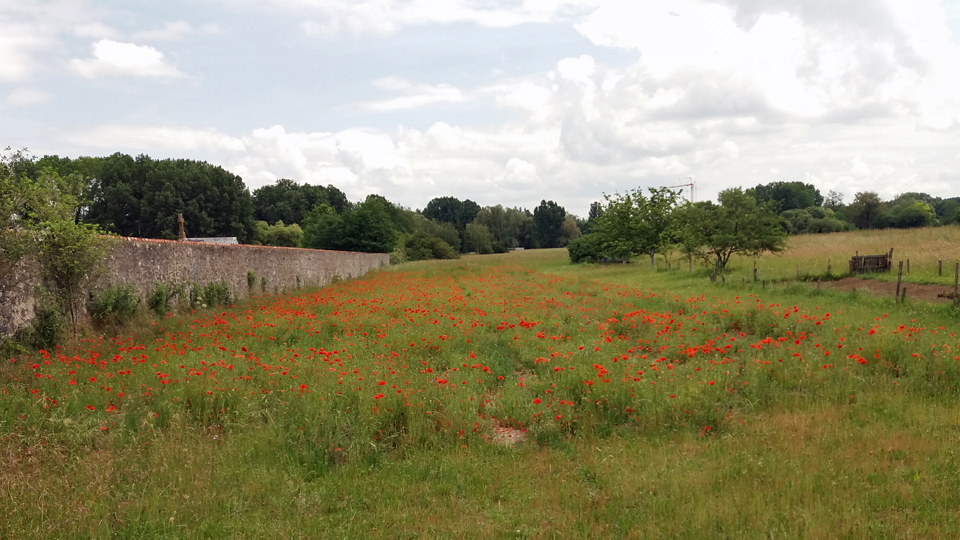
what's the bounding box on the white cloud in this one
[69,39,185,79]
[362,77,467,111]
[283,0,592,37]
[0,22,55,82]
[5,87,52,106]
[133,21,223,41]
[74,22,119,39]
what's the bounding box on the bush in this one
[147,282,184,317]
[404,231,460,261]
[567,233,602,263]
[203,280,232,307]
[247,270,256,290]
[88,284,140,327]
[15,301,64,348]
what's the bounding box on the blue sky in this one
[3,0,960,216]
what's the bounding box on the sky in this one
[3,0,960,216]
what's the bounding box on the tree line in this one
[3,150,584,263]
[7,150,958,268]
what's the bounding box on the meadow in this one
[4,227,960,539]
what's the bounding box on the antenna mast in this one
[664,178,695,203]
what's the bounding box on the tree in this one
[586,187,680,263]
[751,181,823,212]
[823,190,844,211]
[847,192,885,229]
[300,204,345,250]
[253,220,304,247]
[472,205,531,252]
[559,215,582,246]
[415,216,461,252]
[464,223,494,254]
[423,196,481,231]
[675,188,787,272]
[533,200,566,248]
[403,231,459,261]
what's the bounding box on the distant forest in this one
[7,150,959,261]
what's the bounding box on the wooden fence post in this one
[896,261,903,299]
[939,260,942,277]
[753,261,758,282]
[907,259,910,274]
[954,263,959,307]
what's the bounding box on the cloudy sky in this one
[3,0,960,215]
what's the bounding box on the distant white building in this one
[186,237,238,245]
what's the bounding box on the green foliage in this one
[781,207,849,234]
[472,206,532,252]
[422,196,481,231]
[302,197,400,253]
[34,220,109,327]
[463,223,494,254]
[533,200,566,248]
[675,188,787,271]
[247,270,257,290]
[403,231,461,261]
[203,280,232,307]
[567,233,602,263]
[882,197,938,229]
[88,284,140,327]
[261,276,267,293]
[252,178,349,225]
[14,298,64,349]
[415,216,461,252]
[848,191,885,229]
[83,154,255,242]
[147,282,184,316]
[750,181,823,211]
[589,187,680,262]
[253,220,304,247]
[558,215,581,247]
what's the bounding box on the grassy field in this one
[4,229,960,539]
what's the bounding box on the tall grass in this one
[4,246,960,538]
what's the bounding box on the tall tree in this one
[847,191,885,230]
[423,196,481,231]
[140,159,255,242]
[751,181,823,212]
[252,179,350,225]
[675,188,787,271]
[533,200,566,248]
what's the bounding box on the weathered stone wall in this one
[0,237,390,336]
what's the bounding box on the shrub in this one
[15,301,64,348]
[247,270,256,290]
[147,282,184,317]
[404,231,459,261]
[88,284,140,327]
[567,233,602,263]
[203,280,232,307]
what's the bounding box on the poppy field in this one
[5,248,960,538]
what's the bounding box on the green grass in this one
[5,241,960,539]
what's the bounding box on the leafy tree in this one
[252,179,349,226]
[883,197,937,229]
[533,200,566,248]
[847,192,885,229]
[415,215,461,252]
[567,233,602,263]
[464,223,494,254]
[403,231,459,261]
[675,188,787,271]
[140,159,255,242]
[751,181,823,211]
[300,204,345,250]
[253,220,304,247]
[559,215,582,246]
[472,205,532,252]
[423,196,481,232]
[85,153,149,236]
[342,196,400,253]
[587,188,680,263]
[823,190,844,211]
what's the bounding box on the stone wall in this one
[0,237,390,336]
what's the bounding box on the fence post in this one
[907,259,910,274]
[939,260,943,277]
[896,261,903,299]
[954,263,959,307]
[753,260,758,282]
[828,258,831,274]
[796,265,800,280]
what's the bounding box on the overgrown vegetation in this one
[87,284,140,327]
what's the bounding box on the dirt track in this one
[820,277,959,303]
